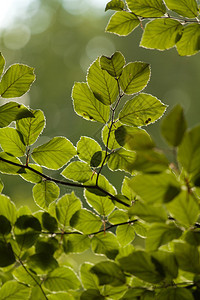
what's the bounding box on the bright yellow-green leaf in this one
[0,194,17,224]
[63,234,90,254]
[116,224,135,246]
[0,52,5,77]
[91,232,119,259]
[127,0,166,17]
[62,161,93,183]
[0,281,30,299]
[100,51,125,77]
[165,0,199,18]
[33,181,60,210]
[176,23,200,56]
[77,136,102,164]
[107,148,136,173]
[0,127,26,157]
[0,152,22,174]
[20,164,43,183]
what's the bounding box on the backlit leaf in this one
[106,11,140,36]
[164,0,199,18]
[70,209,102,234]
[116,224,135,246]
[151,251,178,280]
[62,161,93,183]
[0,281,30,299]
[0,152,22,174]
[27,253,58,274]
[127,0,166,17]
[80,263,99,290]
[107,148,136,173]
[100,51,125,77]
[85,189,115,216]
[91,232,119,259]
[176,24,200,56]
[31,137,76,170]
[63,234,90,254]
[0,64,35,98]
[157,287,194,300]
[20,164,43,183]
[119,93,167,127]
[0,128,26,157]
[77,136,102,164]
[105,0,124,11]
[33,181,60,210]
[80,289,104,300]
[0,194,17,224]
[0,52,5,77]
[108,209,129,224]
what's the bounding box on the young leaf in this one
[0,102,34,128]
[116,224,135,246]
[63,234,90,254]
[87,58,118,105]
[0,152,22,174]
[0,128,26,157]
[31,137,76,170]
[157,287,194,300]
[108,209,129,224]
[127,0,166,17]
[119,250,164,283]
[20,164,43,183]
[27,253,58,274]
[70,209,102,234]
[44,266,81,291]
[85,189,115,216]
[72,82,110,123]
[0,281,30,299]
[107,148,136,173]
[91,261,126,286]
[176,24,200,56]
[100,51,125,77]
[106,11,140,36]
[105,0,124,11]
[16,109,45,146]
[140,19,183,50]
[119,93,167,127]
[77,136,102,164]
[166,191,199,227]
[161,104,187,147]
[0,64,35,98]
[80,263,99,290]
[91,232,119,259]
[0,241,15,267]
[128,172,181,204]
[119,62,150,95]
[33,181,60,210]
[56,192,81,227]
[0,194,17,224]
[0,52,5,77]
[62,161,93,183]
[164,0,199,18]
[178,124,200,174]
[146,223,182,251]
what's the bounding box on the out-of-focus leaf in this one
[0,241,15,267]
[80,289,104,300]
[13,265,40,286]
[33,181,59,210]
[27,253,58,274]
[0,52,5,77]
[0,128,26,157]
[0,281,30,299]
[35,237,59,255]
[0,215,12,235]
[42,212,58,232]
[157,287,194,300]
[80,263,99,290]
[105,0,124,11]
[164,0,199,18]
[106,11,140,36]
[152,251,178,280]
[176,24,200,56]
[127,0,166,17]
[0,64,35,98]
[100,51,125,77]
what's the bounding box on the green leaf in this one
[119,93,167,127]
[166,191,199,227]
[27,253,58,274]
[62,161,93,183]
[31,137,76,170]
[0,281,30,300]
[0,102,34,128]
[164,0,199,18]
[0,215,12,235]
[184,229,200,246]
[0,52,5,77]
[0,128,26,157]
[119,63,150,95]
[131,149,169,173]
[100,51,125,77]
[81,289,105,300]
[161,104,187,147]
[16,109,45,146]
[176,24,200,56]
[0,64,35,98]
[85,189,115,216]
[42,212,58,232]
[119,250,164,283]
[0,241,15,267]
[174,241,200,273]
[116,224,135,246]
[91,261,126,286]
[13,265,40,286]
[56,192,81,227]
[33,181,60,210]
[35,237,59,255]
[140,19,183,50]
[121,288,150,299]
[20,164,42,183]
[70,209,102,234]
[85,173,116,196]
[157,287,194,300]
[47,292,74,300]
[108,209,129,224]
[91,232,119,259]
[106,11,140,36]
[121,176,136,201]
[77,136,102,164]
[151,251,178,280]
[0,194,17,224]
[0,152,22,174]
[107,148,136,173]
[0,177,3,192]
[72,82,110,123]
[178,125,200,175]
[105,0,124,11]
[127,0,166,17]
[63,234,90,253]
[128,172,181,204]
[146,223,182,251]
[128,201,168,223]
[87,57,118,105]
[44,266,81,291]
[80,263,99,290]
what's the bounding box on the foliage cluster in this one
[0,0,200,299]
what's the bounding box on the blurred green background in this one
[0,0,200,210]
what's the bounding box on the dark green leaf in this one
[0,64,35,98]
[35,237,59,255]
[81,289,105,300]
[70,209,102,234]
[176,24,200,56]
[87,57,118,105]
[33,181,60,210]
[161,104,187,147]
[165,0,199,18]
[31,137,76,170]
[0,215,12,235]
[42,212,58,232]
[140,19,183,50]
[27,253,58,274]
[63,234,90,253]
[100,51,125,77]
[121,287,149,299]
[0,128,26,157]
[91,261,126,286]
[0,241,15,267]
[105,0,124,11]
[156,287,194,300]
[152,251,178,280]
[106,11,140,36]
[16,109,45,146]
[119,93,167,126]
[127,0,166,17]
[119,63,150,95]
[185,230,200,246]
[0,102,34,128]
[91,232,119,259]
[0,281,30,299]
